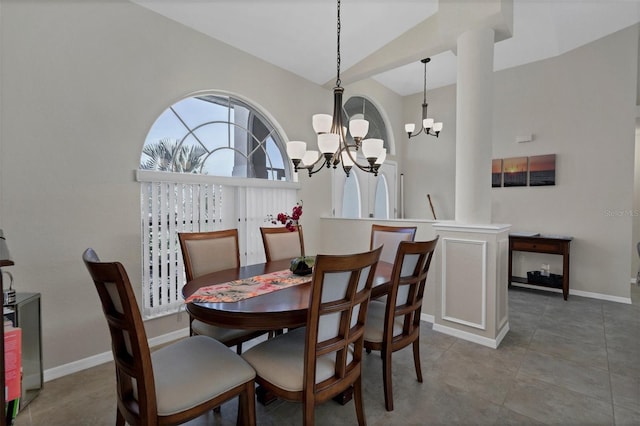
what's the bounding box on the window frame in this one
[137,91,298,319]
[140,91,293,181]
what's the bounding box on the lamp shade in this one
[286,141,307,160]
[318,133,339,154]
[349,119,369,139]
[404,123,416,134]
[375,148,386,165]
[341,149,356,167]
[423,118,434,129]
[302,150,319,166]
[312,114,332,134]
[361,138,383,159]
[433,122,443,132]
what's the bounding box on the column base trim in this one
[432,321,510,349]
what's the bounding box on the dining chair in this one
[260,225,305,262]
[363,237,438,411]
[370,224,417,264]
[82,248,256,426]
[178,229,268,354]
[241,246,383,426]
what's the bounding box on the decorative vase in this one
[290,256,315,276]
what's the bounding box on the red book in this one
[4,325,21,402]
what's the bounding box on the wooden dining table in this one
[182,257,393,406]
[182,258,394,332]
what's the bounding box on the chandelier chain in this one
[423,60,427,104]
[336,0,341,87]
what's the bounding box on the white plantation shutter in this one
[137,170,298,319]
[243,186,298,265]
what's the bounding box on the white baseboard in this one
[569,289,632,304]
[44,328,190,382]
[432,322,510,349]
[420,313,435,324]
[511,282,632,305]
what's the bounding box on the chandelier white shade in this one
[286,0,385,177]
[405,58,443,139]
[312,114,332,133]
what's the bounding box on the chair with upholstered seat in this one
[363,237,438,411]
[179,229,268,354]
[242,246,383,426]
[260,225,305,262]
[82,248,256,426]
[370,224,417,264]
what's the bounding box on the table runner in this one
[185,269,311,303]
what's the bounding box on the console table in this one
[508,234,573,300]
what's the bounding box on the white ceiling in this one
[133,0,640,96]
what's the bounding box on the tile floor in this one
[13,285,640,425]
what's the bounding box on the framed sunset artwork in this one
[529,154,556,186]
[502,156,528,187]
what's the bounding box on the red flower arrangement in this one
[271,201,303,232]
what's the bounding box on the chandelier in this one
[286,0,386,178]
[405,58,443,139]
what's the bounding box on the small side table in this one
[508,234,573,300]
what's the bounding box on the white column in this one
[434,27,510,349]
[455,27,495,224]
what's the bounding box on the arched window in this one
[140,94,291,180]
[137,92,298,318]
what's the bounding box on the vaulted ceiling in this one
[133,0,640,96]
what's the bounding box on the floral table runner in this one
[185,269,311,303]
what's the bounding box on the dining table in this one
[182,257,394,406]
[182,258,394,333]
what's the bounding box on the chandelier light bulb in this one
[433,122,443,132]
[423,118,434,130]
[375,148,386,165]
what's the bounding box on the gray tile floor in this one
[14,285,640,425]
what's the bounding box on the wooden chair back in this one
[370,224,417,264]
[82,248,158,424]
[260,225,305,262]
[304,246,382,413]
[384,237,438,346]
[178,229,240,281]
[363,237,438,411]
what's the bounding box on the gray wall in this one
[402,24,638,300]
